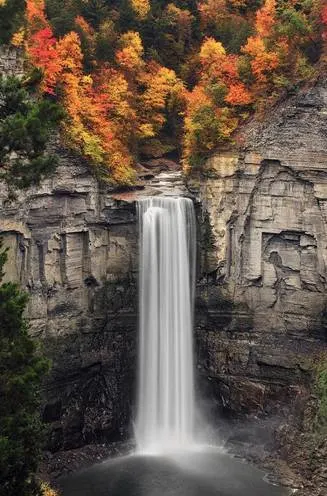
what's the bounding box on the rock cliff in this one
[192,77,327,490]
[0,140,188,452]
[0,46,24,78]
[0,148,138,451]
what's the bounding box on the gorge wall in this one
[192,77,327,488]
[0,150,138,451]
[0,139,185,452]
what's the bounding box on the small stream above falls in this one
[144,170,187,197]
[111,169,190,202]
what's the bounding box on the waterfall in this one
[135,197,196,454]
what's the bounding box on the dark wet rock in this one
[141,158,180,174]
[39,441,134,484]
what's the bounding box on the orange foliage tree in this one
[183,37,252,170]
[241,0,280,89]
[24,0,184,183]
[20,0,327,178]
[26,0,62,94]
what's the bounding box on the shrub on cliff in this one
[0,76,63,188]
[316,362,327,434]
[0,240,50,496]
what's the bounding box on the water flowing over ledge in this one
[135,197,196,454]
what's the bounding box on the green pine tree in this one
[0,240,50,496]
[0,0,25,45]
[0,76,64,189]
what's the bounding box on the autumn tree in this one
[183,36,252,169]
[25,0,62,94]
[130,0,150,19]
[6,0,325,178]
[115,30,144,73]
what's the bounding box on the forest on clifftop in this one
[0,0,326,184]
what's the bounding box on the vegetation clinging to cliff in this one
[0,76,63,188]
[0,240,50,495]
[0,0,326,182]
[315,361,327,434]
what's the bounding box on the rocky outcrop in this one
[0,149,139,451]
[0,46,25,78]
[192,78,327,490]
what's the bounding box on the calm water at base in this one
[58,450,290,496]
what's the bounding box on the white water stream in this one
[60,196,290,496]
[135,197,196,454]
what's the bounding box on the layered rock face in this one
[0,46,24,78]
[193,78,327,475]
[0,139,189,452]
[0,152,138,451]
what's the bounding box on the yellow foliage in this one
[116,31,144,71]
[57,31,83,75]
[105,72,135,120]
[200,37,226,66]
[120,31,143,54]
[130,0,150,19]
[11,28,25,47]
[138,123,155,138]
[41,482,59,496]
[139,65,183,133]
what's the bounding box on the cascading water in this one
[60,196,290,496]
[135,197,196,454]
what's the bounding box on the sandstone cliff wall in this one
[192,79,327,488]
[0,150,138,451]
